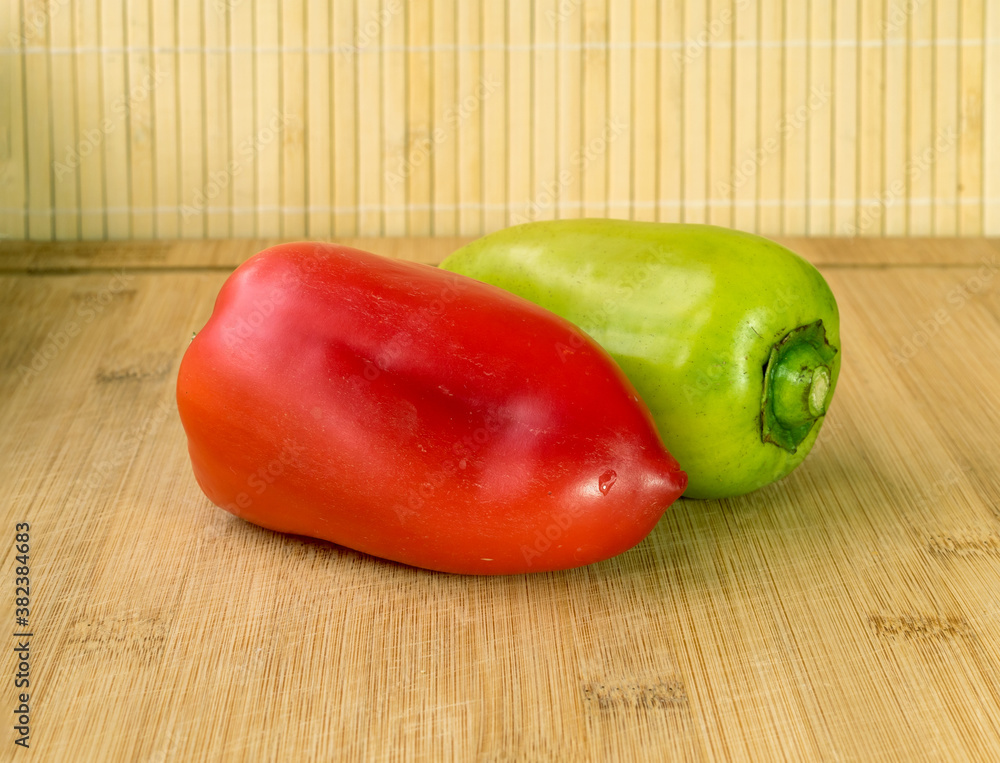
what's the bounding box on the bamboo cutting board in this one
[1,237,999,762]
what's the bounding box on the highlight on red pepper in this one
[176,242,687,575]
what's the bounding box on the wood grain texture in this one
[1,237,999,761]
[3,0,997,241]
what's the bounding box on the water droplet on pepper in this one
[598,469,617,495]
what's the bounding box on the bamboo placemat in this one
[0,237,998,761]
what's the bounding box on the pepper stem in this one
[761,321,838,453]
[808,366,831,417]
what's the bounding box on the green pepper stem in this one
[808,366,831,418]
[761,321,838,453]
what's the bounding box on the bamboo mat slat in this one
[0,238,999,761]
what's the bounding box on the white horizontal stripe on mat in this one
[6,198,997,217]
[3,38,997,56]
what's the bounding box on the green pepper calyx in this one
[761,321,838,453]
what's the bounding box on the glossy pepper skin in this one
[176,242,686,575]
[440,220,841,500]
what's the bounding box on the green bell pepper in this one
[440,220,840,499]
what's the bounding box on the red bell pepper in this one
[176,243,686,574]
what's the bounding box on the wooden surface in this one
[1,236,1000,762]
[3,2,999,241]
